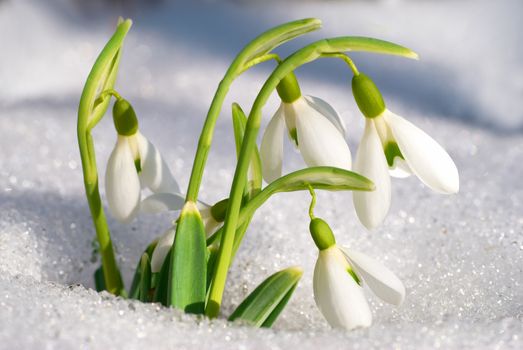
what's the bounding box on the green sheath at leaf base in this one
[168,201,207,314]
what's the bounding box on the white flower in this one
[105,131,180,223]
[260,95,352,183]
[353,109,459,229]
[313,245,405,331]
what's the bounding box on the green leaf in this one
[228,266,303,327]
[323,36,419,60]
[78,19,132,132]
[168,202,207,314]
[129,239,158,300]
[206,245,219,293]
[139,253,152,302]
[241,18,321,66]
[237,166,374,229]
[153,250,171,306]
[94,266,106,292]
[261,283,298,328]
[206,166,374,250]
[231,103,262,197]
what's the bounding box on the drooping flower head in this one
[260,72,352,183]
[351,73,459,229]
[310,217,405,331]
[105,98,180,223]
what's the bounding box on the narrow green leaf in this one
[153,249,171,306]
[206,167,374,249]
[206,245,219,293]
[94,266,106,292]
[231,103,262,197]
[168,202,207,314]
[129,239,158,300]
[241,18,321,66]
[228,266,302,327]
[78,19,132,132]
[324,36,419,60]
[260,283,298,328]
[236,167,374,229]
[139,253,152,302]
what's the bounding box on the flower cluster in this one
[84,20,459,332]
[103,69,458,331]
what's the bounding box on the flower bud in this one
[276,71,302,103]
[210,198,228,222]
[309,218,336,250]
[351,73,385,119]
[113,98,139,136]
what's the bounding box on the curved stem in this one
[96,89,122,105]
[320,52,360,75]
[185,18,321,202]
[307,185,317,220]
[206,36,418,317]
[77,20,132,296]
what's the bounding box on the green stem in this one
[206,36,418,317]
[77,20,132,296]
[307,185,317,220]
[78,128,125,296]
[96,89,122,105]
[321,52,360,75]
[185,18,321,202]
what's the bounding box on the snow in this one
[0,0,522,348]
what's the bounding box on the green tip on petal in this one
[384,141,405,167]
[113,98,139,136]
[309,218,336,250]
[351,73,386,119]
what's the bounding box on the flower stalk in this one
[77,19,132,296]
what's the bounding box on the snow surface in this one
[1,0,522,348]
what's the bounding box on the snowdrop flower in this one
[105,98,180,223]
[351,73,459,229]
[260,72,352,183]
[310,218,405,330]
[146,197,226,273]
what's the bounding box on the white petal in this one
[141,192,185,213]
[313,247,372,331]
[260,105,286,183]
[304,95,346,137]
[202,215,221,237]
[105,136,141,223]
[389,157,413,178]
[294,98,352,170]
[197,202,222,237]
[340,247,405,306]
[150,227,176,273]
[384,110,459,193]
[136,132,181,194]
[353,120,391,230]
